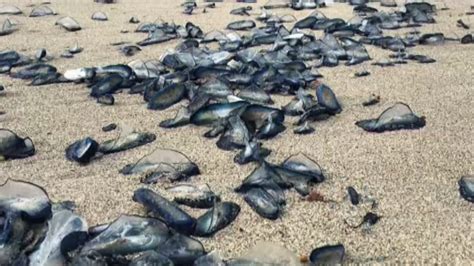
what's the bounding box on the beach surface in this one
[1,0,473,263]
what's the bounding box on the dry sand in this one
[1,0,473,264]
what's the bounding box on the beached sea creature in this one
[120,44,141,56]
[267,13,297,24]
[156,234,205,265]
[204,120,227,139]
[99,127,156,154]
[264,0,291,9]
[11,63,57,80]
[96,64,134,79]
[65,137,99,164]
[291,0,321,10]
[67,43,83,55]
[133,188,196,235]
[129,251,174,265]
[135,22,159,33]
[160,107,191,128]
[294,122,315,135]
[129,16,140,24]
[353,4,377,15]
[30,5,56,17]
[202,30,228,43]
[0,214,47,265]
[234,140,271,165]
[227,20,256,31]
[97,94,115,105]
[201,78,232,98]
[0,18,17,36]
[0,63,11,73]
[458,176,474,203]
[316,84,342,114]
[30,72,64,86]
[297,104,333,125]
[0,129,35,159]
[193,202,240,237]
[121,148,200,183]
[137,29,177,46]
[282,153,325,184]
[379,37,406,51]
[183,5,195,15]
[236,161,289,190]
[29,206,88,266]
[23,61,55,78]
[243,185,285,220]
[161,52,195,70]
[0,179,51,221]
[230,6,252,16]
[237,85,273,104]
[419,33,445,45]
[346,212,381,229]
[166,184,220,209]
[294,14,319,29]
[347,186,360,205]
[148,83,186,110]
[56,16,81,31]
[91,11,108,21]
[284,89,315,116]
[372,59,395,67]
[405,54,436,64]
[255,114,286,140]
[0,181,52,265]
[182,1,197,8]
[405,2,435,23]
[235,162,289,219]
[205,2,216,8]
[81,215,170,255]
[0,50,28,68]
[87,223,110,238]
[274,165,320,196]
[240,104,285,133]
[0,4,22,15]
[194,251,224,266]
[90,74,123,97]
[35,48,48,61]
[362,94,380,106]
[63,67,95,81]
[184,23,203,39]
[309,244,345,265]
[60,51,73,58]
[215,115,250,150]
[127,60,162,80]
[102,123,117,132]
[461,34,473,44]
[191,101,249,126]
[356,103,426,132]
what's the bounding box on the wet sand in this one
[1,0,473,263]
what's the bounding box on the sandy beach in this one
[1,0,473,263]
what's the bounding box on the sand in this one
[1,0,473,263]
